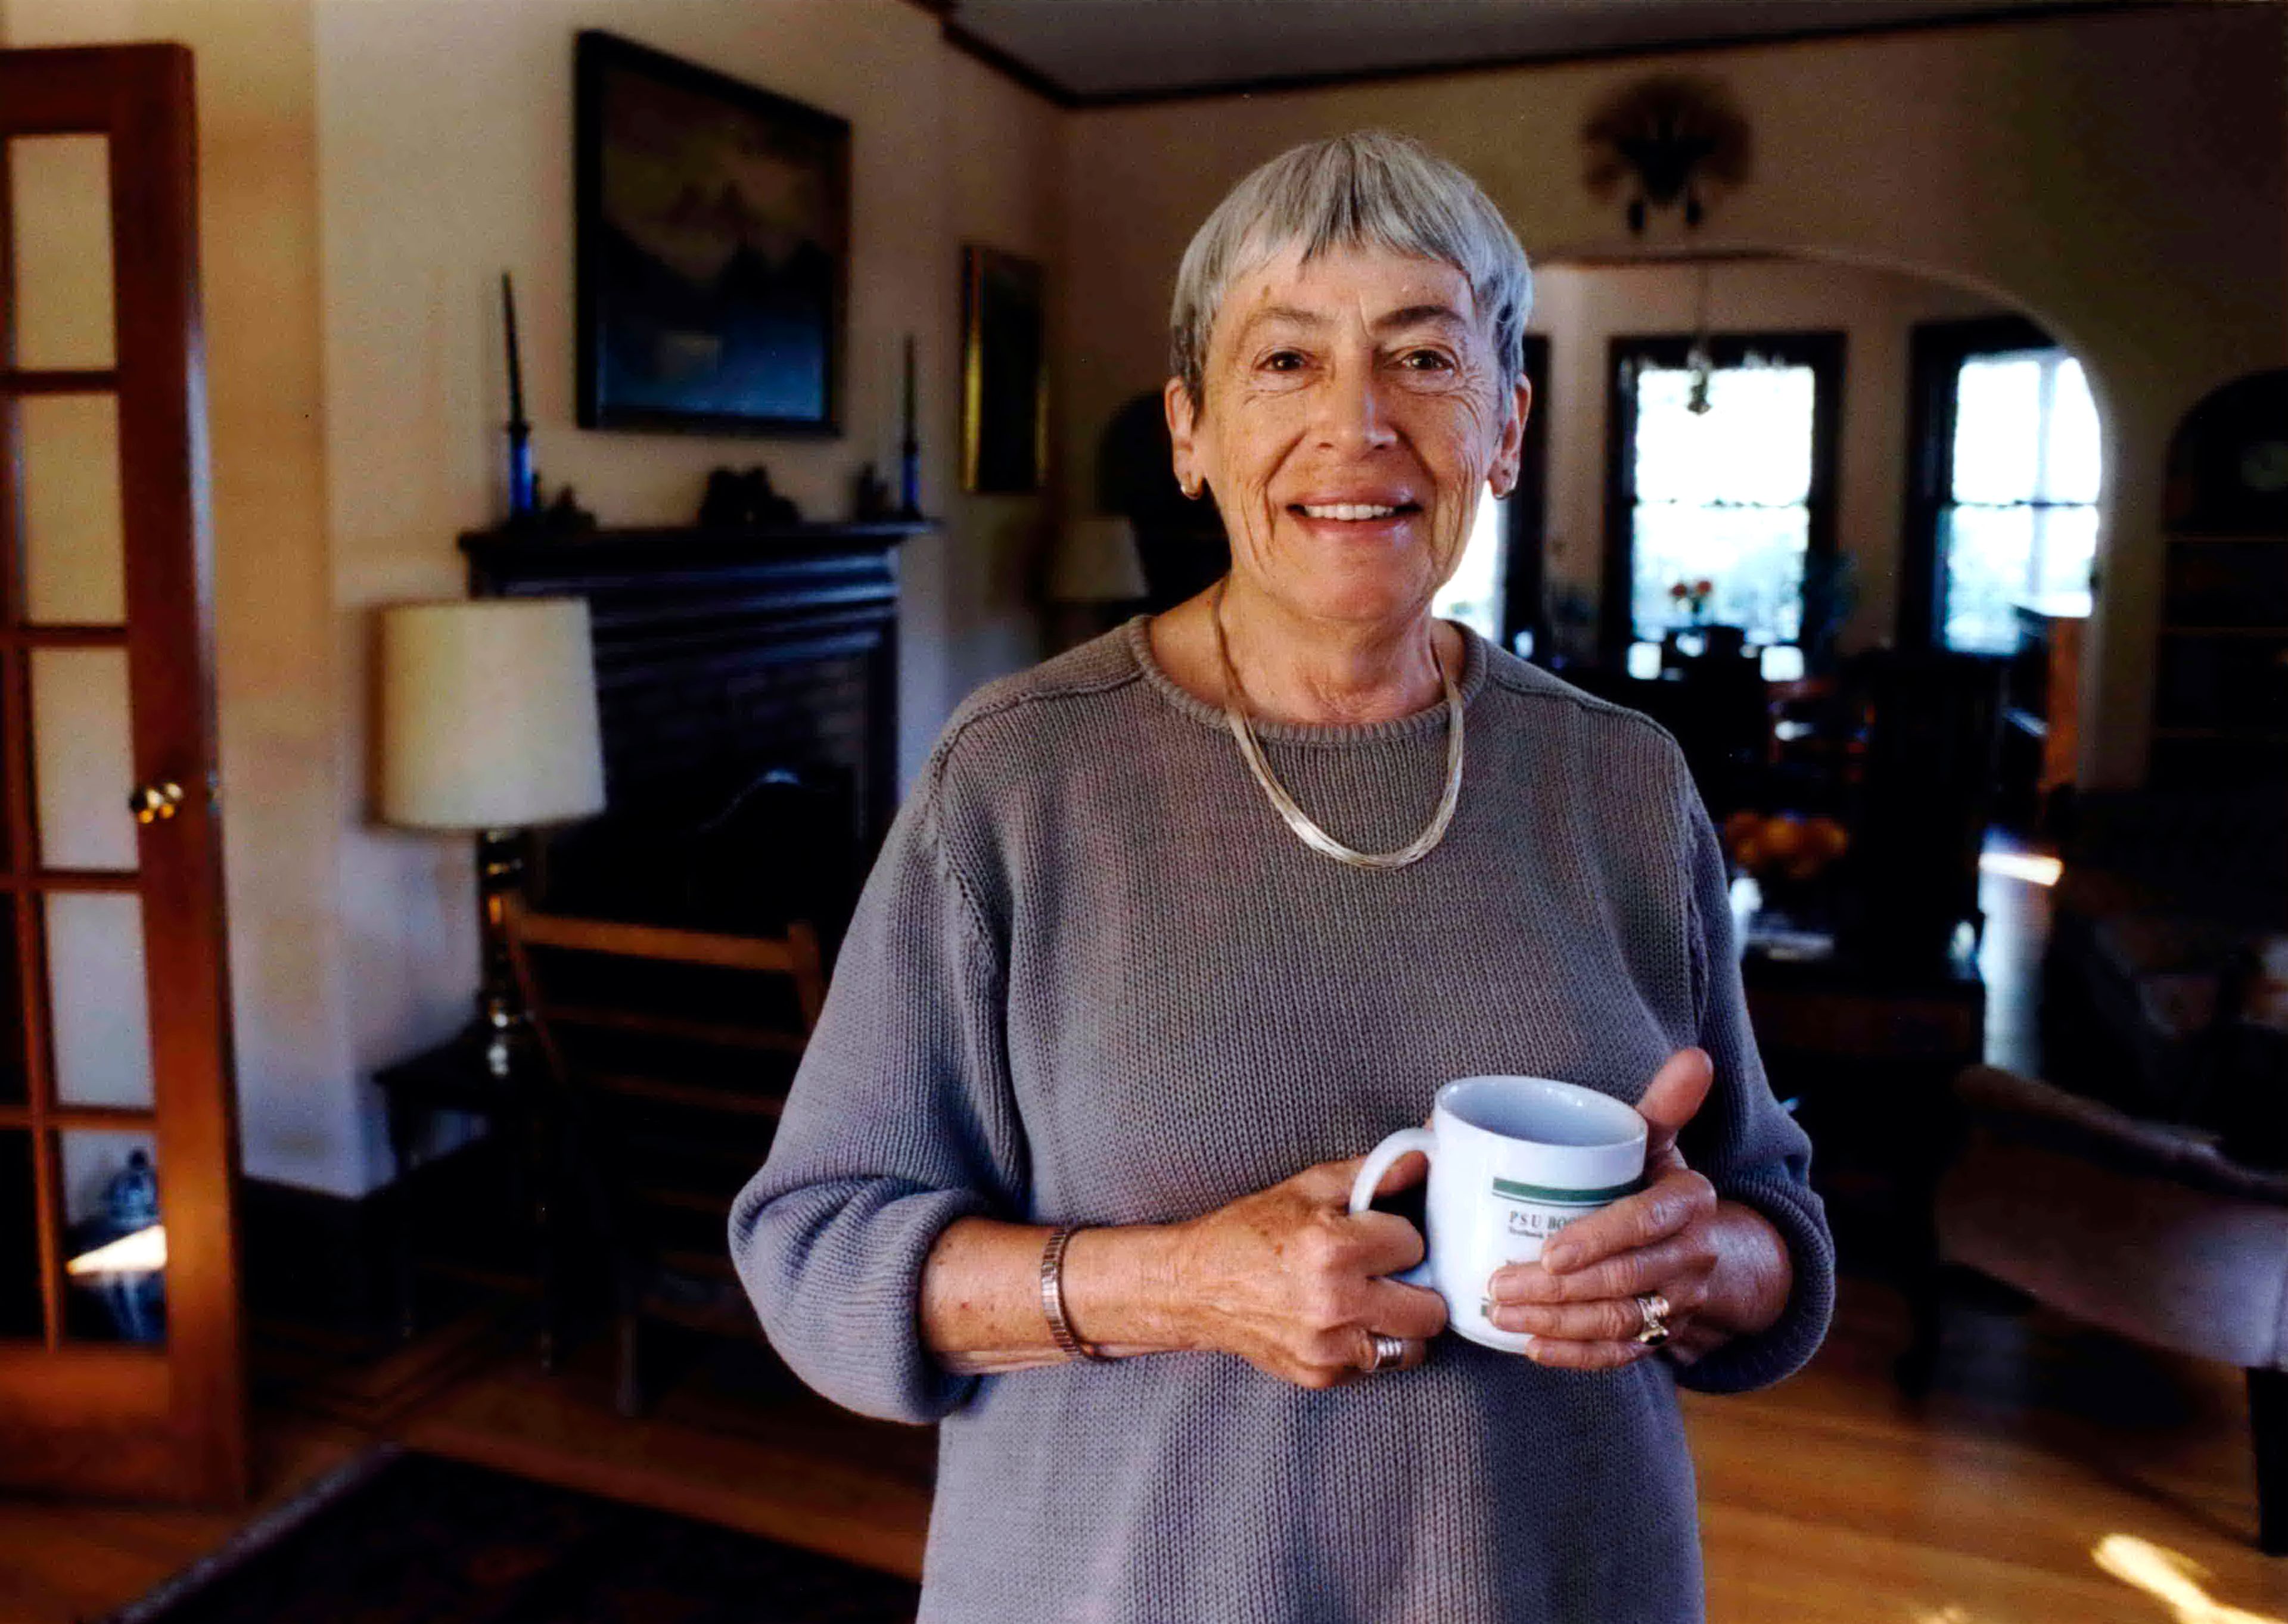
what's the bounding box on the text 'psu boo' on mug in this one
[1347,1075,1648,1354]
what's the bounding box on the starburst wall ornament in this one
[1583,77,1752,235]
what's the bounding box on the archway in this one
[1513,242,2107,657]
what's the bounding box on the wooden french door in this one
[0,45,245,1504]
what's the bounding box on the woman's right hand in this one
[1165,1152,1447,1387]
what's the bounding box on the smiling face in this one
[1165,242,1531,632]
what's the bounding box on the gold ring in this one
[1633,1291,1673,1347]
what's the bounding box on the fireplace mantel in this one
[462,520,936,590]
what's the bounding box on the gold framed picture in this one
[960,245,1047,493]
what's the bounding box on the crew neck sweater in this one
[730,615,1834,1624]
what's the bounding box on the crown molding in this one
[899,0,2208,110]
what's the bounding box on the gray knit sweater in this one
[729,616,1834,1624]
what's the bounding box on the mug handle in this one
[1347,1128,1437,1289]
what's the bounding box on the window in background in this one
[1602,332,1842,659]
[1432,493,1507,640]
[1901,315,2102,655]
[1938,350,2100,654]
[1428,336,1550,655]
[1630,360,1815,646]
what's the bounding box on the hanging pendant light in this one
[1686,260,1715,415]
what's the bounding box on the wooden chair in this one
[1832,648,2003,969]
[500,893,825,1414]
[1554,660,1773,822]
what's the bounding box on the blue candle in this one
[503,273,534,517]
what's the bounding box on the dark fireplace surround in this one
[462,521,930,953]
[243,524,928,1343]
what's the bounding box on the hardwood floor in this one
[0,1415,371,1623]
[400,1339,935,1582]
[10,1277,2288,1623]
[1697,1280,2288,1623]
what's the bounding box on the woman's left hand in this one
[1483,1047,1793,1371]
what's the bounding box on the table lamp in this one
[1047,515,1149,649]
[378,598,606,1076]
[1050,515,1147,602]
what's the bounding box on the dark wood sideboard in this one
[461,521,935,950]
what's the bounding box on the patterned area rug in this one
[100,1445,921,1623]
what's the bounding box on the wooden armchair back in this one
[499,893,826,1411]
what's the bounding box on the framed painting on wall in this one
[575,30,849,435]
[960,245,1046,493]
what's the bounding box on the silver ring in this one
[1633,1291,1673,1348]
[1366,1333,1410,1373]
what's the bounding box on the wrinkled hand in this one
[1484,1047,1746,1371]
[1170,1152,1448,1389]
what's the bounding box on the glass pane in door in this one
[30,648,138,872]
[18,393,127,625]
[44,892,152,1110]
[0,1129,37,1339]
[55,1127,163,1346]
[6,136,116,372]
[0,897,26,1107]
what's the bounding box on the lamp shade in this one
[378,598,605,830]
[1049,515,1148,603]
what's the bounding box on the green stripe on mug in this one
[1490,1175,1644,1206]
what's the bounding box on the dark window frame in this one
[1898,313,2059,651]
[1496,334,1553,654]
[1600,331,1846,664]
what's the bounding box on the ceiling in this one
[941,0,2160,101]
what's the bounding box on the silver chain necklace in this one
[1210,579,1465,871]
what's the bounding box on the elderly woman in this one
[731,131,1832,1623]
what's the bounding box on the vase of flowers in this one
[1668,577,1716,626]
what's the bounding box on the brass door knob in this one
[129,781,185,825]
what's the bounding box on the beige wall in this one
[318,0,1061,1195]
[6,0,1060,1194]
[943,45,1065,704]
[1529,257,2009,657]
[1059,4,2288,791]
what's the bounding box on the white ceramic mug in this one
[1347,1075,1649,1354]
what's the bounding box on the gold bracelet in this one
[1039,1225,1112,1362]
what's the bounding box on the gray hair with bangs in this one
[1168,131,1533,409]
